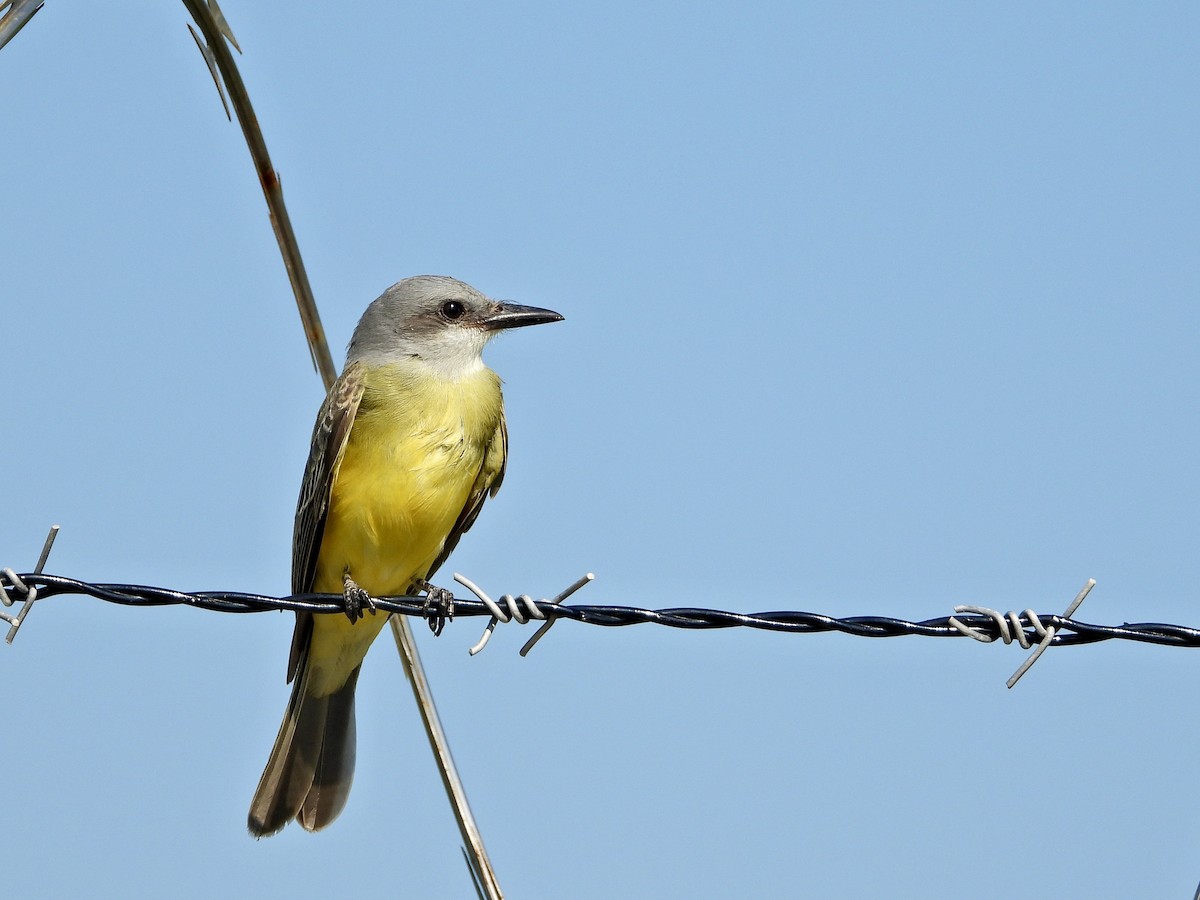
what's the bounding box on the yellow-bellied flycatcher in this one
[247,275,562,837]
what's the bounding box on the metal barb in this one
[34,524,59,573]
[946,579,1098,687]
[3,525,60,643]
[457,572,594,656]
[1006,578,1096,689]
[521,573,594,657]
[949,605,1052,650]
[949,605,1010,643]
[455,573,511,656]
[0,569,27,609]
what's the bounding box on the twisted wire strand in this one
[8,572,1200,648]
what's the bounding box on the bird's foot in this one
[415,579,454,636]
[342,573,377,623]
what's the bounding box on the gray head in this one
[347,275,562,376]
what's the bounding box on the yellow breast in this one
[307,361,503,694]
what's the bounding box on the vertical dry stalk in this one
[180,3,503,895]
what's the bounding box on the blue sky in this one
[2,2,1198,897]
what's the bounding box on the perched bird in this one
[248,275,562,837]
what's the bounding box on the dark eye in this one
[441,300,466,320]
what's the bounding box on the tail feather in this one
[298,665,359,831]
[247,651,361,837]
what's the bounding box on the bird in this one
[247,275,562,837]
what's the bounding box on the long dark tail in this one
[247,647,361,837]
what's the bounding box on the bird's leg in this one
[414,578,455,636]
[342,571,377,622]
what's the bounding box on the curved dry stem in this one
[181,0,337,388]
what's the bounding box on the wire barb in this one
[1,525,60,643]
[458,572,595,656]
[1004,578,1096,688]
[947,579,1097,688]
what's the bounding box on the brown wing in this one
[423,411,508,582]
[286,363,366,682]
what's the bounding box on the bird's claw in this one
[342,573,377,623]
[416,579,455,636]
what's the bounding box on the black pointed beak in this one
[482,301,564,331]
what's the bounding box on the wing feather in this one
[287,363,366,682]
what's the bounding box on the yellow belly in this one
[307,363,502,696]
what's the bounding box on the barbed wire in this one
[5,526,1199,692]
[7,570,1200,649]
